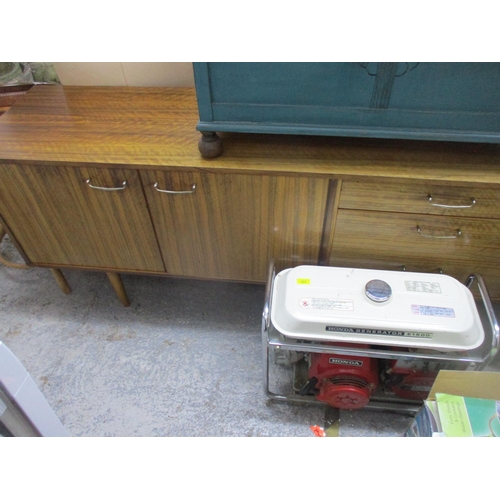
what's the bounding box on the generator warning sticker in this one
[299,297,354,311]
[411,304,455,318]
[405,280,442,294]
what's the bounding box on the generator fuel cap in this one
[365,279,392,303]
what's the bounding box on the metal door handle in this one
[153,182,196,194]
[427,195,476,209]
[86,178,127,191]
[416,226,462,239]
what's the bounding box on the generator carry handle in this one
[262,260,275,340]
[466,274,500,369]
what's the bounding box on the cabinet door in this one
[0,163,165,272]
[141,170,329,281]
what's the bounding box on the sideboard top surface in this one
[0,85,499,184]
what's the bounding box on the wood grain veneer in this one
[340,179,500,219]
[140,169,329,281]
[1,85,500,300]
[330,210,500,267]
[0,86,499,183]
[0,163,165,271]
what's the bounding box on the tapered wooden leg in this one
[50,268,71,294]
[0,224,30,270]
[106,272,131,307]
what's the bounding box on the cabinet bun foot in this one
[198,132,222,158]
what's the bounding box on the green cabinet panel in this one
[193,62,500,148]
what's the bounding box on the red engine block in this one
[387,359,439,401]
[307,345,379,410]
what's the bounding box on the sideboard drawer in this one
[330,209,500,266]
[340,180,500,219]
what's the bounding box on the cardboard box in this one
[404,370,500,437]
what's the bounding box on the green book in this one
[436,393,500,437]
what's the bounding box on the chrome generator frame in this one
[262,262,500,415]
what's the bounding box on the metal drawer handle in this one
[427,195,476,209]
[153,182,196,194]
[416,226,462,239]
[86,178,127,191]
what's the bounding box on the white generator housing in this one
[270,266,485,352]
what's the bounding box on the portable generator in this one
[262,263,500,414]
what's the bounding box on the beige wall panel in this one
[52,62,127,86]
[121,62,194,87]
[53,62,195,87]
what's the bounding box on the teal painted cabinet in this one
[193,62,500,157]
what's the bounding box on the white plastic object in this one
[0,341,69,436]
[270,266,485,351]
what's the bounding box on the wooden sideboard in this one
[0,85,499,304]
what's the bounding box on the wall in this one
[52,62,195,87]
